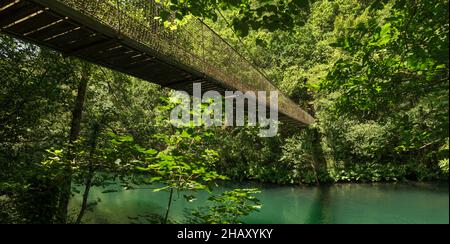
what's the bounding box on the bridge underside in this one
[0,0,313,127]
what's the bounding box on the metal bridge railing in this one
[58,0,307,120]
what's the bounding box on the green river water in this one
[69,182,449,224]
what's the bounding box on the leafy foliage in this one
[134,98,227,191]
[156,0,313,37]
[1,0,448,224]
[189,188,261,224]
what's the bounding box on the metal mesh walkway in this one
[0,0,314,126]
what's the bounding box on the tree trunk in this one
[57,62,90,224]
[305,105,325,186]
[75,122,100,224]
[163,188,174,224]
[309,127,326,186]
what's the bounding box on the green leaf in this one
[153,186,171,192]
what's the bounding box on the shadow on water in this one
[306,186,333,224]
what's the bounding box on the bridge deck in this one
[0,0,314,126]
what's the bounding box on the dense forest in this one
[0,0,448,224]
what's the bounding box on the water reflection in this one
[306,186,333,224]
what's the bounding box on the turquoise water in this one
[69,182,449,224]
